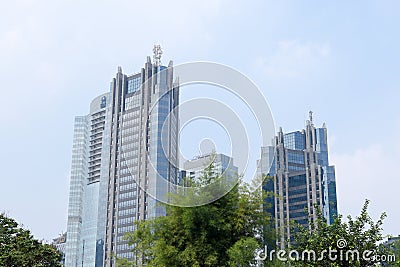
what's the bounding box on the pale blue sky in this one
[0,0,399,241]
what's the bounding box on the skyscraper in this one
[104,52,179,265]
[65,93,110,267]
[65,48,179,266]
[183,153,238,183]
[257,112,338,249]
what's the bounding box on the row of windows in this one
[123,108,141,116]
[127,77,141,94]
[288,189,321,200]
[119,183,137,192]
[122,119,141,128]
[72,132,87,139]
[118,225,134,234]
[115,120,140,131]
[119,165,138,175]
[117,252,133,259]
[120,175,134,183]
[118,199,136,208]
[120,151,139,161]
[288,174,307,187]
[121,133,140,142]
[119,190,137,200]
[72,144,87,151]
[288,188,307,197]
[120,156,139,167]
[116,243,132,252]
[118,208,136,217]
[121,142,139,151]
[125,100,140,111]
[287,151,305,164]
[118,216,135,225]
[121,125,141,134]
[288,203,308,211]
[283,132,305,150]
[288,165,306,172]
[288,196,308,203]
[123,109,140,119]
[290,211,307,218]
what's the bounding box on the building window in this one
[127,77,141,94]
[101,96,107,109]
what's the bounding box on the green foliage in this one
[386,236,400,266]
[0,213,62,267]
[120,165,275,267]
[290,200,387,267]
[227,237,259,267]
[395,242,400,266]
[395,238,400,265]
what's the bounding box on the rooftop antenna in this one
[309,110,314,124]
[153,44,163,66]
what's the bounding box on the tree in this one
[394,238,400,266]
[0,213,62,267]
[119,166,277,267]
[227,237,259,267]
[395,239,400,266]
[386,236,400,266]
[290,200,387,267]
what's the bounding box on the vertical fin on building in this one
[173,76,179,87]
[278,127,284,143]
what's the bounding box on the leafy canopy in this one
[0,213,62,267]
[290,200,388,267]
[118,165,278,267]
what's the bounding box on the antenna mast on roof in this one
[153,44,163,66]
[309,110,314,125]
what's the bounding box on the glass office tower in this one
[65,93,110,267]
[257,112,338,249]
[65,49,179,267]
[104,56,179,266]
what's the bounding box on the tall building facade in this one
[65,49,179,267]
[104,55,179,265]
[65,93,110,267]
[257,112,338,249]
[182,153,238,183]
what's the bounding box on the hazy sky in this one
[1,0,399,241]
